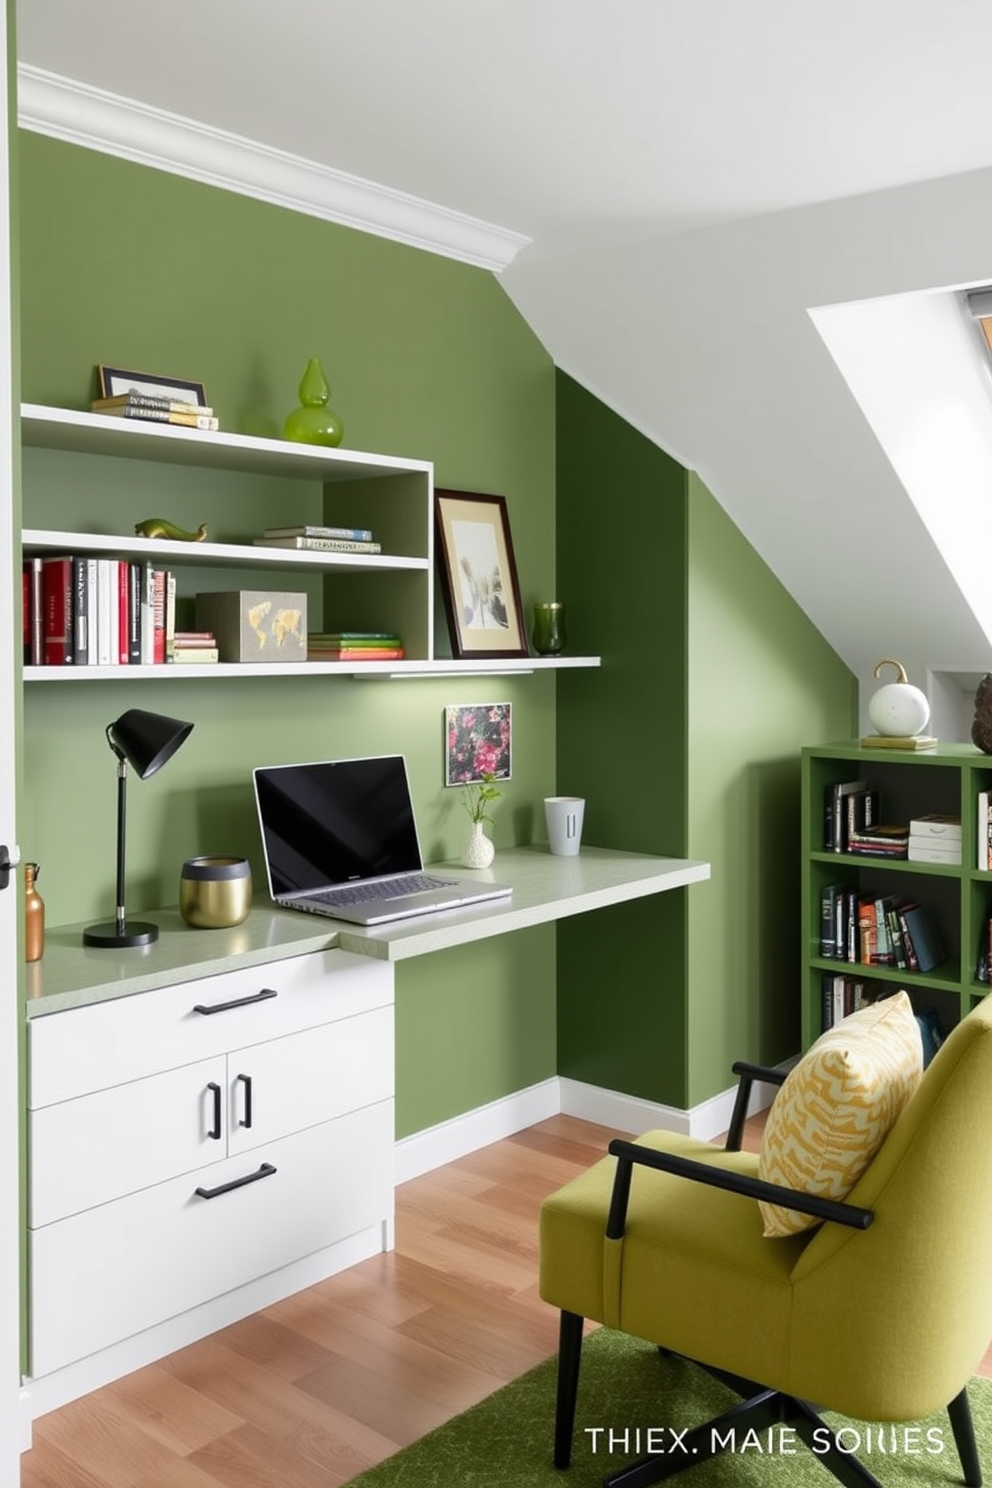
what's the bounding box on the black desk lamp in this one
[83,708,194,948]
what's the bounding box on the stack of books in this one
[253,524,381,555]
[907,814,961,865]
[90,393,219,431]
[173,630,219,665]
[306,631,405,662]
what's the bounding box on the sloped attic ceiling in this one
[17,0,992,730]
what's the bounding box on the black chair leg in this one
[554,1310,584,1469]
[948,1387,983,1488]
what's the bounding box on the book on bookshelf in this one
[253,536,382,554]
[898,902,945,974]
[94,404,219,430]
[846,823,910,858]
[23,557,42,665]
[262,524,374,542]
[41,555,74,665]
[910,813,961,841]
[91,394,213,416]
[825,778,867,851]
[172,647,219,665]
[307,647,406,662]
[979,792,992,871]
[858,734,939,750]
[907,838,961,865]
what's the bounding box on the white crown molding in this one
[16,65,531,273]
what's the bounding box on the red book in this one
[41,555,74,665]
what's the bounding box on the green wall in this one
[554,373,856,1110]
[17,130,859,1131]
[17,131,558,1138]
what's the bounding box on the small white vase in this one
[461,821,495,869]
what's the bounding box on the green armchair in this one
[539,994,992,1488]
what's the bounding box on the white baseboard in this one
[559,1075,779,1142]
[395,1072,779,1186]
[394,1078,560,1184]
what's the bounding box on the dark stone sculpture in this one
[972,673,992,754]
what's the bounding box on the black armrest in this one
[724,1060,789,1152]
[605,1137,874,1240]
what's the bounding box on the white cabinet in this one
[27,947,394,1382]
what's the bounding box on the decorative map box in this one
[194,590,307,663]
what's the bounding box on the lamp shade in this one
[108,709,194,779]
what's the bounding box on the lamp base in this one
[83,920,159,948]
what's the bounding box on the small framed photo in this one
[97,365,209,407]
[445,702,512,785]
[435,489,528,659]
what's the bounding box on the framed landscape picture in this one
[434,489,528,659]
[96,365,209,406]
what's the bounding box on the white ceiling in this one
[17,0,992,726]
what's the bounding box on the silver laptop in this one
[253,755,512,926]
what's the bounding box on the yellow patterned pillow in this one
[758,991,923,1238]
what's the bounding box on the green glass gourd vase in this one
[283,357,344,447]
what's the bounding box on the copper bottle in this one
[24,861,44,962]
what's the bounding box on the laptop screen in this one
[253,756,424,897]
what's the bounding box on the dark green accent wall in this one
[16,131,558,1138]
[553,371,691,1101]
[554,374,857,1109]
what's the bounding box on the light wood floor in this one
[18,1111,992,1487]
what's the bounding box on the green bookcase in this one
[802,741,992,1050]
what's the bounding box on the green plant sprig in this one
[462,772,502,827]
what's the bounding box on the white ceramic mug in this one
[545,796,585,856]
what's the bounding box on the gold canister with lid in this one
[179,856,252,929]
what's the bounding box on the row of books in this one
[819,883,946,973]
[306,632,405,662]
[253,523,382,556]
[820,978,946,1063]
[22,554,213,666]
[90,392,219,432]
[823,778,961,862]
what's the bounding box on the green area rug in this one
[342,1327,991,1487]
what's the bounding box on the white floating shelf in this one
[22,529,428,574]
[23,657,601,682]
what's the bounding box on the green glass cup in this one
[532,602,567,656]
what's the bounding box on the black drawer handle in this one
[194,1162,276,1200]
[192,987,278,1015]
[236,1072,253,1128]
[206,1081,222,1140]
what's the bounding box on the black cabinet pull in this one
[236,1072,253,1128]
[194,1162,276,1200]
[192,987,278,1016]
[206,1081,222,1140]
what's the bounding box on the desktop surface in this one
[25,846,712,1016]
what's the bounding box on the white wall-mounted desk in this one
[25,845,711,1016]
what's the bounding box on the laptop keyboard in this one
[307,873,452,909]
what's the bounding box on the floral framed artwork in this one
[435,489,528,659]
[445,703,512,785]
